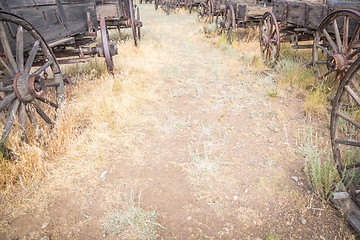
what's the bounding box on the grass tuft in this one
[298,127,339,201]
[101,190,160,240]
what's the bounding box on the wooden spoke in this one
[32,61,52,75]
[0,56,14,76]
[335,139,360,147]
[0,93,15,111]
[33,101,53,125]
[336,110,360,128]
[322,29,338,53]
[0,22,18,74]
[0,85,13,92]
[343,16,349,51]
[345,85,360,105]
[24,40,40,73]
[18,102,27,142]
[1,99,19,144]
[346,23,360,54]
[333,19,342,53]
[316,44,334,56]
[16,26,24,72]
[37,96,58,108]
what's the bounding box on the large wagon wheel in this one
[0,11,64,156]
[259,11,280,67]
[197,2,209,22]
[313,9,360,91]
[99,17,114,73]
[225,4,236,43]
[215,11,226,35]
[331,56,360,206]
[129,0,138,46]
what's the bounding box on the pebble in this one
[291,176,299,182]
[223,227,229,233]
[40,236,50,240]
[233,195,239,201]
[298,217,307,225]
[102,233,107,238]
[286,221,291,226]
[41,222,49,229]
[76,227,80,232]
[244,189,249,193]
[187,216,192,221]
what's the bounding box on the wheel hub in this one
[13,72,45,102]
[327,53,348,71]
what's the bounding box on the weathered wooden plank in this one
[273,0,288,24]
[305,3,327,30]
[96,3,119,18]
[1,0,56,8]
[287,1,306,26]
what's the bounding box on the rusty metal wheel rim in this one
[259,11,280,67]
[99,17,114,73]
[330,56,360,232]
[0,11,64,155]
[313,9,360,91]
[225,4,236,43]
[129,0,137,46]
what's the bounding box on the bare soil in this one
[0,4,358,240]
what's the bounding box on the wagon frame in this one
[0,0,118,156]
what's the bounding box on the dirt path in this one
[0,4,357,240]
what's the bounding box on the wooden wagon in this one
[214,0,272,42]
[95,0,142,49]
[259,0,360,233]
[0,0,118,155]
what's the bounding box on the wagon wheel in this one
[197,2,208,22]
[330,56,360,205]
[259,11,280,67]
[215,11,225,35]
[225,4,236,43]
[129,0,138,46]
[313,9,360,92]
[136,7,141,41]
[0,11,64,156]
[99,17,114,73]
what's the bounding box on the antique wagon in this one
[95,0,142,50]
[259,0,360,233]
[0,0,118,155]
[214,0,272,41]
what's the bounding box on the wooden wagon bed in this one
[0,0,98,48]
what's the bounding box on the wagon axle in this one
[327,53,348,72]
[13,73,45,102]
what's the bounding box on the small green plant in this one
[101,190,161,239]
[299,127,339,201]
[267,89,278,98]
[264,232,281,240]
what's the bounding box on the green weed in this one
[299,127,339,201]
